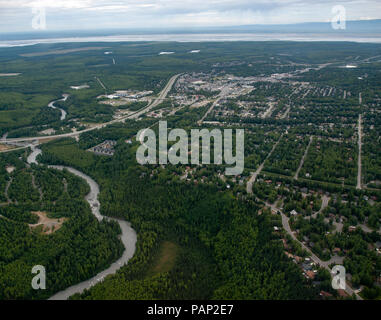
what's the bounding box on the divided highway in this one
[1,74,181,145]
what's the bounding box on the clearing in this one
[29,211,67,235]
[148,241,179,276]
[0,144,15,152]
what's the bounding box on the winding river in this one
[48,94,69,121]
[26,146,137,300]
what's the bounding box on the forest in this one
[0,151,124,300]
[37,135,318,300]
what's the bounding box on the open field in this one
[148,241,179,276]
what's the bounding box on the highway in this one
[128,74,181,119]
[0,74,181,147]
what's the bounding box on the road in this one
[262,102,276,119]
[294,136,313,180]
[4,178,12,204]
[280,212,361,299]
[357,114,363,190]
[279,107,290,119]
[198,86,231,125]
[129,74,181,119]
[248,181,360,299]
[246,135,283,194]
[0,146,29,154]
[95,77,107,92]
[319,195,330,213]
[0,74,181,146]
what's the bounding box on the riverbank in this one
[26,146,137,300]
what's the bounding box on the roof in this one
[337,289,349,297]
[320,291,333,297]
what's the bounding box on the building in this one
[89,140,117,156]
[320,291,333,299]
[290,210,298,216]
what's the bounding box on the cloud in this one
[0,0,380,32]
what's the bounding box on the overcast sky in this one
[1,0,381,32]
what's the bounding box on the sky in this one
[0,0,381,33]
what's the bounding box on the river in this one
[48,94,69,121]
[26,146,137,300]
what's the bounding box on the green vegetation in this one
[39,137,317,300]
[0,150,124,300]
[1,41,381,300]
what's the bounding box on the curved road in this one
[279,212,360,299]
[247,180,361,299]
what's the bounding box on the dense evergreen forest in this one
[0,151,124,299]
[38,137,318,299]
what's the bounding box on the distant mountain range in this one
[1,19,380,41]
[217,19,381,33]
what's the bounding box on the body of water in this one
[0,32,381,48]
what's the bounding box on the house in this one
[89,140,117,156]
[281,239,289,250]
[333,248,341,254]
[320,291,333,298]
[337,289,349,298]
[306,271,315,280]
[290,210,298,216]
[5,165,15,174]
[302,262,313,271]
